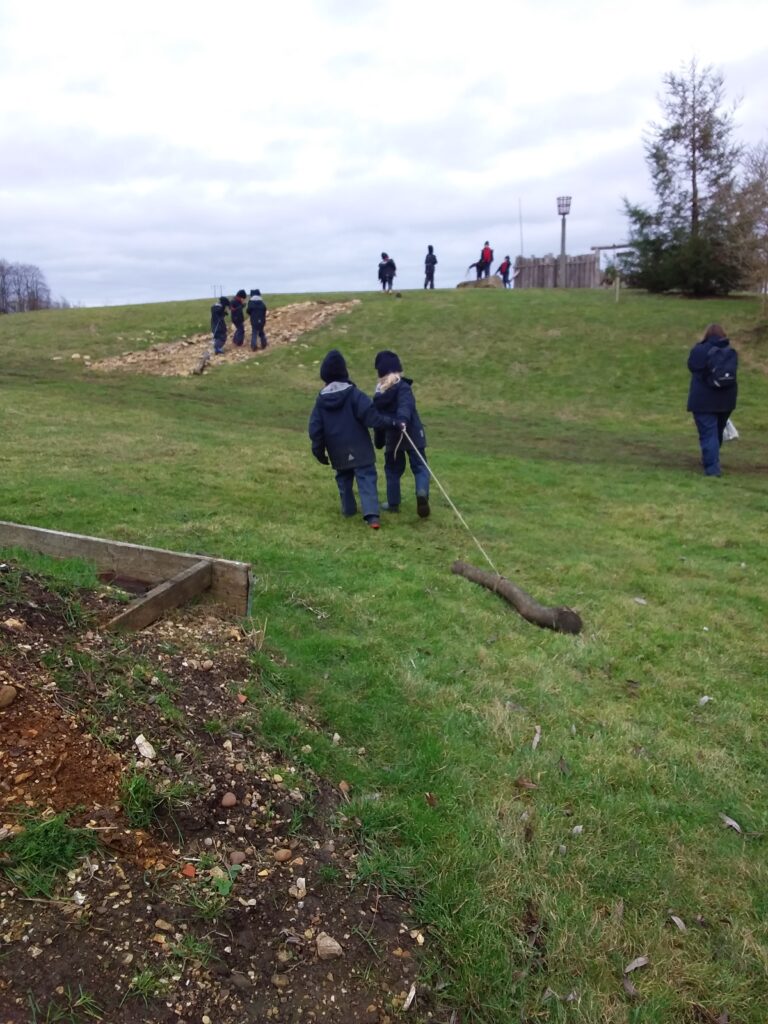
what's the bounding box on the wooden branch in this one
[0,521,251,615]
[451,560,582,635]
[107,559,213,632]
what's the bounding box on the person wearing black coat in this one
[308,349,400,530]
[231,289,247,347]
[424,245,437,289]
[378,253,396,292]
[686,323,738,477]
[247,289,268,350]
[372,350,430,518]
[210,296,230,355]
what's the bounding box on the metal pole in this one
[560,214,567,288]
[518,198,524,257]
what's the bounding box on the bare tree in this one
[0,259,55,312]
[739,141,768,306]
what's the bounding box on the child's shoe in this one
[365,516,381,530]
[416,493,430,518]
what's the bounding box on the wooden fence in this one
[513,253,600,289]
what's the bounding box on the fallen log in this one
[451,560,582,634]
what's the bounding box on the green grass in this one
[28,986,103,1023]
[2,288,767,1022]
[118,768,192,831]
[1,814,100,898]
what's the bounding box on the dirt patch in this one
[87,300,360,378]
[0,565,443,1024]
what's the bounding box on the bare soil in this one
[87,301,360,378]
[0,564,444,1024]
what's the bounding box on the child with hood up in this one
[372,350,430,518]
[308,349,402,530]
[210,296,230,355]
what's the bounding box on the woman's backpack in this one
[705,345,737,389]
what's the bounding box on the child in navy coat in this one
[372,350,430,517]
[309,350,400,530]
[210,296,230,355]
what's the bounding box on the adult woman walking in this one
[686,323,738,477]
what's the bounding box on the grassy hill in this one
[2,288,767,1022]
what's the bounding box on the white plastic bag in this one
[723,418,739,442]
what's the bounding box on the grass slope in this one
[2,289,767,1022]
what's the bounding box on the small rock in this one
[0,685,18,709]
[316,932,343,960]
[230,972,251,990]
[134,734,156,760]
[181,863,196,879]
[271,973,290,988]
[229,851,247,866]
[154,918,174,932]
[332,732,341,745]
[221,792,237,808]
[273,848,292,863]
[223,739,233,752]
[2,618,26,632]
[301,745,312,754]
[201,659,214,671]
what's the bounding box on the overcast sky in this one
[1,0,766,306]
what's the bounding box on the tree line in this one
[0,260,71,313]
[622,60,768,298]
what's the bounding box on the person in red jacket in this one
[480,241,493,278]
[495,255,512,288]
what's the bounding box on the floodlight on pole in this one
[557,196,572,287]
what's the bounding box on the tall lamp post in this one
[557,195,572,287]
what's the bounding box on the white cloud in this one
[0,0,765,303]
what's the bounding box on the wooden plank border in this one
[107,559,213,632]
[0,521,251,616]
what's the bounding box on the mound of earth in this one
[456,278,503,289]
[89,300,360,378]
[0,562,441,1024]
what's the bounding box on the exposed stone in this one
[221,792,237,808]
[316,932,343,960]
[0,685,18,709]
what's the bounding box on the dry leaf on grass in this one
[624,955,649,974]
[669,914,686,931]
[558,756,571,776]
[532,725,542,750]
[514,777,538,790]
[403,983,416,1011]
[719,813,742,834]
[622,975,640,999]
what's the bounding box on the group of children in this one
[380,243,515,291]
[308,348,429,530]
[210,289,268,354]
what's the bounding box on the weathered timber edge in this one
[0,521,251,617]
[107,559,213,632]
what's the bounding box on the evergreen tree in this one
[622,60,743,295]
